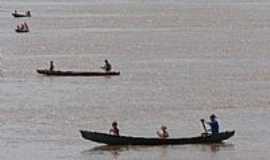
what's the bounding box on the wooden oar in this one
[200,119,208,134]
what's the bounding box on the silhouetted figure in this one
[102,59,112,72]
[49,61,54,71]
[26,10,31,17]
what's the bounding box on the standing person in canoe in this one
[156,125,169,138]
[26,10,31,17]
[101,59,112,72]
[109,121,120,136]
[201,114,219,135]
[49,61,54,71]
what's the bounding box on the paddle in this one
[200,119,208,134]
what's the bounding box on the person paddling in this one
[157,125,169,138]
[102,59,112,72]
[109,121,120,136]
[201,114,219,135]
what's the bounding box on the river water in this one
[0,0,270,159]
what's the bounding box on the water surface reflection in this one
[81,143,234,160]
[197,143,235,153]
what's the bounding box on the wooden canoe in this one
[80,130,235,145]
[15,29,29,33]
[12,13,31,18]
[37,69,120,76]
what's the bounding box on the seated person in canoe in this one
[26,10,31,17]
[109,121,120,136]
[101,59,112,72]
[156,125,169,138]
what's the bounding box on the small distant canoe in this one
[12,12,31,18]
[15,29,29,33]
[80,130,235,145]
[36,69,120,76]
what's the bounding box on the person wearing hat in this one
[207,114,219,134]
[157,125,169,138]
[109,121,120,136]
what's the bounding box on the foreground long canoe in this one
[80,130,235,145]
[37,69,120,76]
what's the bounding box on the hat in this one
[210,114,217,119]
[161,125,167,130]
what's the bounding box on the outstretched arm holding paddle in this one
[200,119,208,135]
[201,114,220,135]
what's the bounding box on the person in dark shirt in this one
[207,114,219,134]
[102,59,112,72]
[49,61,54,71]
[26,10,31,17]
[109,121,120,136]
